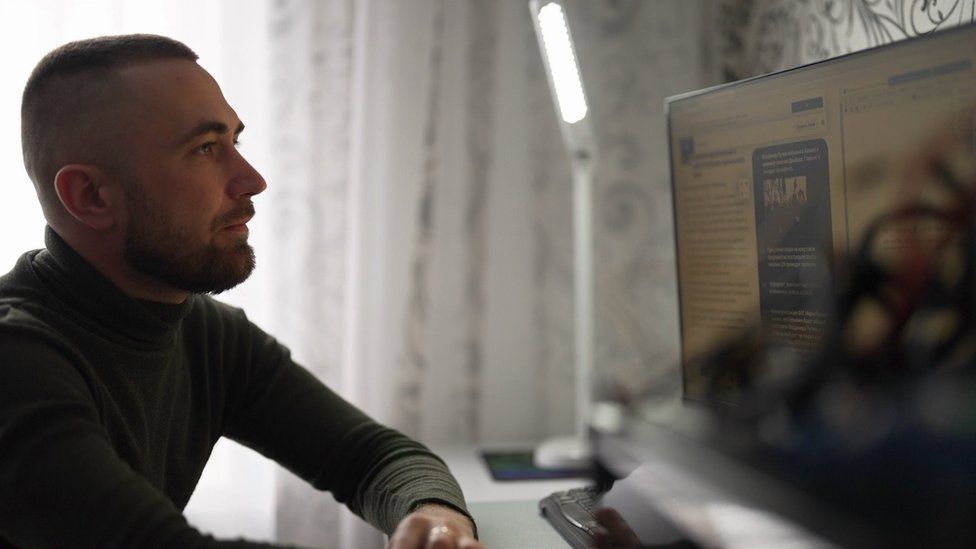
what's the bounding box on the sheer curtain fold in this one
[266,1,358,546]
[268,1,576,546]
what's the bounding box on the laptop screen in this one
[667,25,976,403]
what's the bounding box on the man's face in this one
[111,59,266,295]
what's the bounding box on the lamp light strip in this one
[537,2,588,124]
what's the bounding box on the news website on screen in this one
[670,28,976,400]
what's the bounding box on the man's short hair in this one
[21,34,198,214]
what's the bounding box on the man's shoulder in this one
[0,252,82,350]
[0,249,46,303]
[0,296,79,362]
[0,252,62,339]
[182,295,287,370]
[187,294,248,324]
[183,294,266,345]
[0,299,56,333]
[0,248,60,318]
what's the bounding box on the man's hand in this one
[387,504,483,549]
[591,507,642,548]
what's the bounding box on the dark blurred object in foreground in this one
[704,118,976,548]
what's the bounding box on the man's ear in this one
[53,164,121,232]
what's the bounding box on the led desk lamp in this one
[530,0,597,469]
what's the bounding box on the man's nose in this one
[228,150,267,198]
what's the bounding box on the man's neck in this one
[53,227,189,305]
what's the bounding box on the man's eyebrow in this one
[177,120,246,146]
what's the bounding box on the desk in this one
[432,444,589,548]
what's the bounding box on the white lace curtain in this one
[265,1,579,545]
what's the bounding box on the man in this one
[0,34,482,549]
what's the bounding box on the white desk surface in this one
[431,443,590,548]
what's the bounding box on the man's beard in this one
[122,185,256,296]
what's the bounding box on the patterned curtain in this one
[718,0,976,80]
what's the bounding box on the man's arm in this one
[219,312,480,545]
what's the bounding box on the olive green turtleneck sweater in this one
[0,227,470,548]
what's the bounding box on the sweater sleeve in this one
[0,331,292,549]
[221,313,473,535]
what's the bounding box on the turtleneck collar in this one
[29,226,194,348]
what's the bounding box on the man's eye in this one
[233,139,242,149]
[195,142,216,155]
